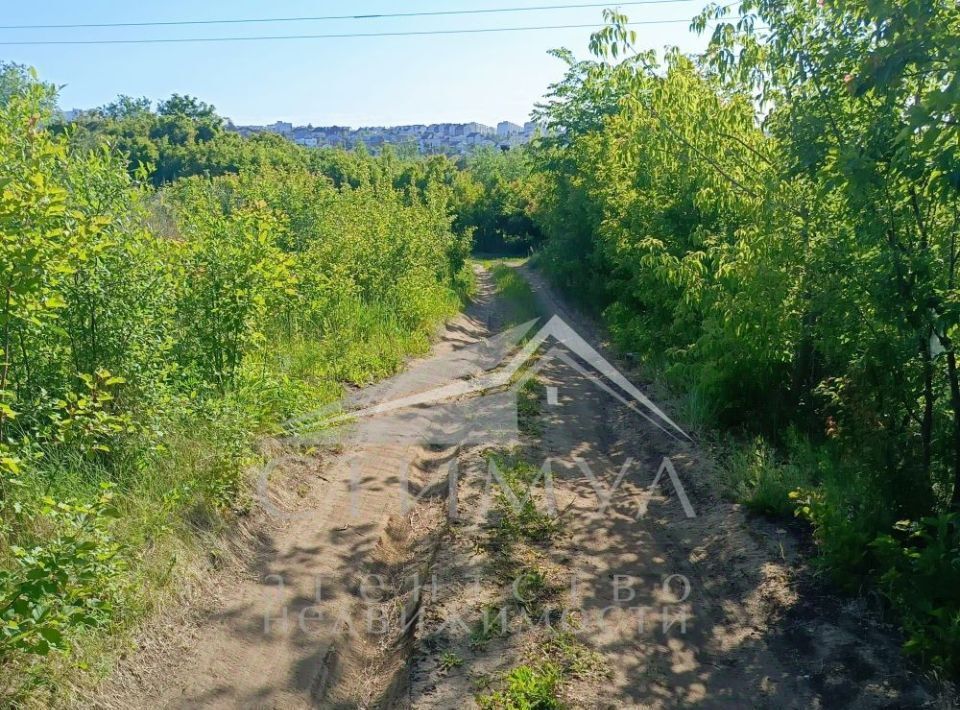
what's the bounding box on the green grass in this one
[475,630,610,708]
[489,455,559,547]
[517,377,544,437]
[469,453,608,707]
[470,603,511,650]
[539,631,609,680]
[479,453,561,589]
[438,650,464,672]
[477,663,562,709]
[512,564,553,614]
[487,262,540,326]
[472,256,528,269]
[723,437,811,519]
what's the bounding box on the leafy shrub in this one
[790,449,898,590]
[871,514,960,675]
[48,370,133,458]
[0,64,473,703]
[170,183,295,391]
[0,485,125,657]
[792,485,881,589]
[521,4,960,679]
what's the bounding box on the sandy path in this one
[109,267,516,709]
[109,263,947,709]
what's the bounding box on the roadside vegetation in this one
[454,0,960,682]
[480,1,960,677]
[0,64,471,704]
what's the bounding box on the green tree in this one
[157,93,219,121]
[98,95,152,120]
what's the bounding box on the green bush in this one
[0,485,125,657]
[516,5,960,679]
[793,485,882,587]
[0,65,472,703]
[871,514,960,675]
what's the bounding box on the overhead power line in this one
[0,1,698,31]
[0,19,720,46]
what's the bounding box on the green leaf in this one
[39,627,63,646]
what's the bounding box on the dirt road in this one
[108,263,945,708]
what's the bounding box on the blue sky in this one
[2,1,712,127]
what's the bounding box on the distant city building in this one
[53,107,538,153]
[462,122,495,137]
[497,121,522,137]
[227,119,540,155]
[264,121,294,136]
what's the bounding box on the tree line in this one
[0,64,473,703]
[504,1,959,676]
